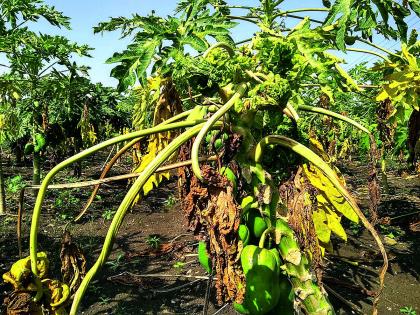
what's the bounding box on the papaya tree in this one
[0,74,22,214]
[0,0,92,186]
[374,39,420,171]
[4,1,419,315]
[0,0,71,212]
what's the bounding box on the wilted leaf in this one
[312,208,331,244]
[60,231,86,294]
[304,164,358,222]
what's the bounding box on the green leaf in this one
[408,0,420,16]
[324,0,353,50]
[181,34,208,52]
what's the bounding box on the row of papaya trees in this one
[2,0,420,314]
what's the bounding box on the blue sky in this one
[27,1,420,87]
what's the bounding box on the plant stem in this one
[282,8,330,14]
[356,38,399,58]
[74,138,141,222]
[0,152,6,215]
[69,122,222,315]
[75,109,194,222]
[258,227,274,248]
[227,15,258,24]
[29,120,204,283]
[389,210,420,221]
[191,82,248,180]
[380,158,390,194]
[275,218,334,314]
[33,151,41,186]
[297,105,370,134]
[24,156,218,191]
[284,103,300,121]
[215,5,254,10]
[277,13,324,24]
[346,47,390,62]
[300,83,380,89]
[203,42,234,58]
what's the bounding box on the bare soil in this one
[1,155,419,315]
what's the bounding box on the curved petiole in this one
[203,42,235,59]
[74,109,194,222]
[69,121,223,315]
[191,82,249,180]
[29,119,204,284]
[297,105,370,135]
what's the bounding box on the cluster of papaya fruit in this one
[24,133,46,155]
[198,199,296,315]
[195,135,296,314]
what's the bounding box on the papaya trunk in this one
[15,144,23,166]
[276,218,335,314]
[33,151,41,186]
[380,158,389,195]
[0,152,6,215]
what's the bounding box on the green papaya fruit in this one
[267,276,295,315]
[238,224,250,246]
[234,245,281,315]
[198,241,212,274]
[24,143,34,155]
[219,166,237,191]
[34,134,46,153]
[246,209,268,239]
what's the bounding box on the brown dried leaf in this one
[60,231,87,295]
[279,167,324,283]
[180,165,245,305]
[368,134,380,225]
[4,292,42,315]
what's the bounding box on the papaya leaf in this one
[304,164,358,223]
[408,0,420,16]
[312,208,331,244]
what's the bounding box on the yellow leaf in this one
[312,208,331,244]
[0,114,5,129]
[335,64,362,91]
[324,205,347,241]
[304,164,359,222]
[309,137,330,162]
[12,91,20,99]
[376,89,389,102]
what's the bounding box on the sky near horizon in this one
[23,1,420,87]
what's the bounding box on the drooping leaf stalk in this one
[29,119,204,283]
[284,103,300,121]
[298,104,381,224]
[297,105,371,134]
[191,82,249,180]
[69,121,222,315]
[203,42,234,59]
[281,8,330,14]
[75,109,195,222]
[346,47,391,62]
[74,137,141,222]
[356,38,400,59]
[254,135,388,312]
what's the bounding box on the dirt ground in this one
[0,154,419,315]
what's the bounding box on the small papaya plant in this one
[6,1,419,315]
